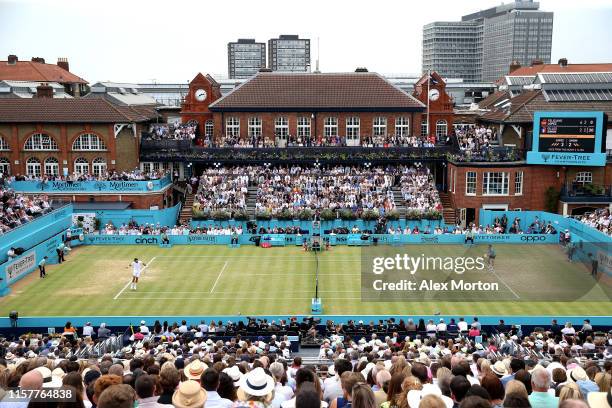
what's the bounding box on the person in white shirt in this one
[139,320,150,335]
[436,319,447,334]
[458,318,469,333]
[561,322,576,336]
[82,322,94,337]
[129,258,146,291]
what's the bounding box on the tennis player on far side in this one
[129,258,146,290]
[486,245,496,271]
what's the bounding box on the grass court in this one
[0,244,610,317]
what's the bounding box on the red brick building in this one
[412,71,454,141]
[206,71,426,146]
[180,73,223,144]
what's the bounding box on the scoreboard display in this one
[527,111,607,166]
[538,116,596,153]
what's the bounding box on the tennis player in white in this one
[129,258,146,290]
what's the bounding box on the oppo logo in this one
[520,235,547,242]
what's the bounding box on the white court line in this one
[209,261,228,293]
[489,267,521,299]
[121,290,361,294]
[115,296,365,300]
[113,256,157,300]
[154,255,361,261]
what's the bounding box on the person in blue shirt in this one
[38,256,48,278]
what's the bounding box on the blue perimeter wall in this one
[79,203,181,228]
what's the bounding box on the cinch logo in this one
[520,235,547,242]
[135,237,158,244]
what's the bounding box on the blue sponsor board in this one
[8,175,172,193]
[84,232,558,246]
[527,111,607,166]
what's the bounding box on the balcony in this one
[560,183,612,203]
[140,145,456,165]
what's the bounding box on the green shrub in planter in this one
[233,210,250,221]
[385,210,400,221]
[361,209,379,220]
[425,210,442,220]
[212,210,231,221]
[192,208,210,220]
[276,209,294,220]
[255,210,272,220]
[320,209,336,221]
[298,209,313,220]
[340,209,357,220]
[406,210,422,220]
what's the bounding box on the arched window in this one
[436,120,448,138]
[92,157,107,177]
[0,157,10,176]
[24,133,58,150]
[72,133,107,151]
[0,136,9,151]
[26,157,41,177]
[205,120,214,138]
[74,157,89,175]
[44,157,59,176]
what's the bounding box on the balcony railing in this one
[140,145,455,164]
[560,183,612,203]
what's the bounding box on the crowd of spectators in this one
[101,222,244,236]
[455,126,499,153]
[399,167,442,212]
[0,317,610,408]
[194,168,249,212]
[458,216,559,235]
[255,166,397,216]
[0,189,51,234]
[217,135,440,149]
[148,123,198,141]
[578,210,611,237]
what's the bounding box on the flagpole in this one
[426,70,430,140]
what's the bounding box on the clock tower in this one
[180,73,222,145]
[413,71,454,141]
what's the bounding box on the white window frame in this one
[92,157,107,177]
[0,157,10,176]
[373,117,387,137]
[248,117,262,138]
[0,137,9,151]
[346,117,360,139]
[575,171,592,184]
[72,133,107,151]
[205,120,214,138]
[225,117,240,137]
[275,117,289,138]
[421,120,428,137]
[44,157,59,176]
[395,117,410,136]
[514,171,523,195]
[436,120,448,138]
[24,133,58,151]
[483,172,509,196]
[466,171,477,196]
[324,117,338,137]
[74,157,89,175]
[297,117,311,137]
[26,157,41,177]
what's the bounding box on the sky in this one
[1,0,611,83]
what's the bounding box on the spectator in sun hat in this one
[237,367,275,406]
[491,361,508,379]
[223,365,242,388]
[588,389,612,408]
[567,365,599,397]
[172,380,207,408]
[184,360,207,382]
[139,320,150,335]
[35,366,63,388]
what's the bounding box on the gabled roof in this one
[508,63,612,78]
[209,72,425,111]
[0,60,87,84]
[480,90,612,124]
[478,91,510,110]
[0,98,158,123]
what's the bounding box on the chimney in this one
[31,57,45,64]
[558,58,568,67]
[57,57,69,72]
[509,60,521,74]
[355,67,369,72]
[36,83,54,98]
[7,55,18,65]
[531,59,544,66]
